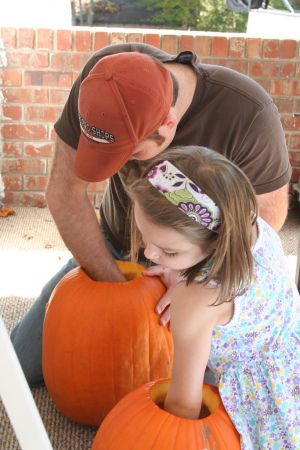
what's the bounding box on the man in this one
[11,43,291,387]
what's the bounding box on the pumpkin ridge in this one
[174,416,192,450]
[199,422,216,450]
[130,282,137,394]
[88,280,109,421]
[170,414,181,449]
[113,278,145,400]
[115,281,137,398]
[99,396,153,448]
[148,409,171,448]
[163,324,173,378]
[44,272,87,420]
[130,282,149,385]
[134,281,152,381]
[146,276,173,380]
[200,386,225,450]
[96,381,158,447]
[143,411,179,449]
[72,280,97,422]
[58,277,81,396]
[204,406,240,448]
[121,401,165,448]
[111,281,117,408]
[191,418,205,449]
[127,284,132,394]
[135,277,172,381]
[202,384,240,448]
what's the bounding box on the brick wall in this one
[0,27,299,207]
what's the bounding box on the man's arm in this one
[46,136,126,282]
[256,183,290,232]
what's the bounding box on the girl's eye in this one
[163,251,178,258]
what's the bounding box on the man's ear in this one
[161,111,178,130]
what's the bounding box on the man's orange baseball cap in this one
[74,52,173,182]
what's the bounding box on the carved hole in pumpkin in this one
[123,272,139,281]
[199,403,211,419]
[150,380,214,419]
[116,260,144,281]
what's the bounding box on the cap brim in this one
[73,133,135,182]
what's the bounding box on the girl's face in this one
[134,204,210,271]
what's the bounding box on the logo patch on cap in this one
[79,113,114,144]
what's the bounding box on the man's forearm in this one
[48,193,125,282]
[46,136,126,282]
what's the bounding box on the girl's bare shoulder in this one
[171,281,233,330]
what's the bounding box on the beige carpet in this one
[0,201,299,450]
[0,206,98,450]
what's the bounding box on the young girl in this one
[127,146,300,449]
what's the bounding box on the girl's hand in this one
[141,265,181,327]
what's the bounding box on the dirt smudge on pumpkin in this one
[200,424,217,450]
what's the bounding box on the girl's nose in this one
[144,244,160,261]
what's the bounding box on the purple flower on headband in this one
[155,184,169,194]
[188,181,205,195]
[178,202,213,227]
[172,181,184,188]
[171,173,185,188]
[147,167,158,180]
[158,163,168,174]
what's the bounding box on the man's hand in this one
[142,265,181,327]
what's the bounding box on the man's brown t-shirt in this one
[54,43,291,254]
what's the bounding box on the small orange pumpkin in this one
[42,261,173,426]
[92,379,241,449]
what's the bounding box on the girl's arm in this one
[164,281,220,420]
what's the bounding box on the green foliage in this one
[291,0,300,9]
[76,0,121,26]
[137,0,200,28]
[197,0,248,32]
[135,0,249,31]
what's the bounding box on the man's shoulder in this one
[78,43,179,81]
[199,63,271,107]
[91,43,177,66]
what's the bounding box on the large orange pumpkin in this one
[42,261,173,426]
[93,379,240,449]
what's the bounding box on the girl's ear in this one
[211,240,219,250]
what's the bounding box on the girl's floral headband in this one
[147,160,221,232]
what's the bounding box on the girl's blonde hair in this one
[127,146,258,305]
